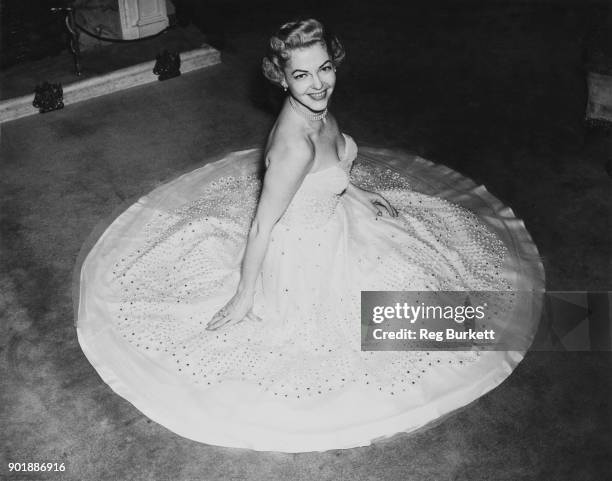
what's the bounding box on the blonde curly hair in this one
[262,18,345,87]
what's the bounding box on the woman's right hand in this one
[206,289,261,331]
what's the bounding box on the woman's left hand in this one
[206,290,261,331]
[351,185,398,218]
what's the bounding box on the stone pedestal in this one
[119,0,169,40]
[75,0,170,49]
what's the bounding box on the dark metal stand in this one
[51,7,82,76]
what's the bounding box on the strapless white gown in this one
[75,133,544,452]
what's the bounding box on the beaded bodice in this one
[279,133,357,228]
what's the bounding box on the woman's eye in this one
[322,65,332,71]
[294,74,306,80]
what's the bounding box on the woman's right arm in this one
[206,140,314,330]
[237,141,313,296]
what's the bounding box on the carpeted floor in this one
[1,1,611,480]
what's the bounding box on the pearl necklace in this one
[288,95,328,122]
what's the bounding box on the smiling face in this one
[282,42,336,113]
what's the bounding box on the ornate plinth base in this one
[0,44,220,124]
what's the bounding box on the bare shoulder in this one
[265,127,315,175]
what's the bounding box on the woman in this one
[76,19,544,452]
[206,19,398,331]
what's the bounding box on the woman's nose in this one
[311,74,323,89]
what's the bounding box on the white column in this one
[118,0,169,40]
